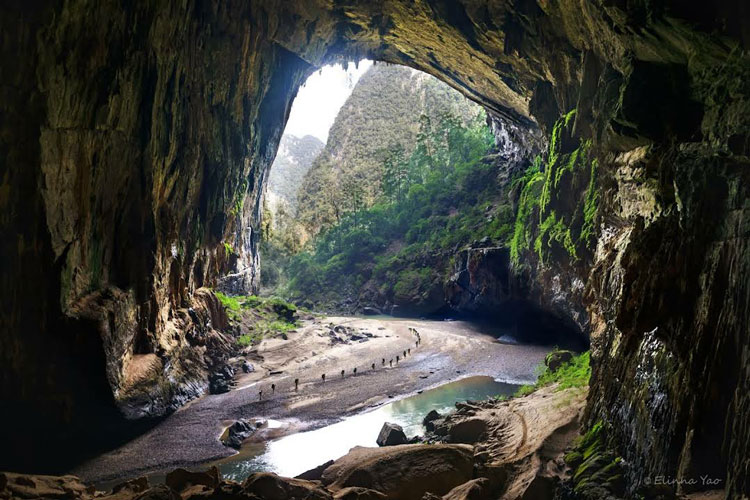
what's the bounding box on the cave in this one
[1,1,749,498]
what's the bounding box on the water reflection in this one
[218,376,518,481]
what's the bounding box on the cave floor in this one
[72,316,550,485]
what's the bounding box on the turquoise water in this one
[217,376,518,481]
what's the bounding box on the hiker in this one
[271,383,275,393]
[294,378,299,391]
[408,348,411,355]
[403,350,406,358]
[322,373,326,383]
[259,390,263,401]
[396,355,400,364]
[371,363,375,370]
[382,358,385,365]
[389,359,393,367]
[341,369,345,379]
[353,367,357,376]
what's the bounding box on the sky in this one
[283,60,373,143]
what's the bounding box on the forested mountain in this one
[295,64,484,237]
[265,134,324,229]
[260,65,536,316]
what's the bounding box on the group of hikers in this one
[257,327,422,401]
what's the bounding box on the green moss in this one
[580,158,599,246]
[564,108,577,128]
[534,211,578,262]
[237,334,256,346]
[215,291,241,312]
[223,241,234,256]
[215,291,242,321]
[510,156,544,265]
[214,292,299,342]
[566,420,626,497]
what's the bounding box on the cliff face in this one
[1,1,315,470]
[296,63,483,237]
[265,134,324,226]
[1,1,749,495]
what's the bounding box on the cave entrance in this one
[261,60,494,315]
[254,59,584,349]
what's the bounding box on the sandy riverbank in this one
[72,315,550,485]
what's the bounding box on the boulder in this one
[321,444,474,500]
[296,460,335,481]
[0,472,94,500]
[221,419,256,448]
[165,467,220,492]
[333,487,388,499]
[423,410,441,431]
[208,364,235,394]
[376,422,407,446]
[105,477,151,500]
[448,418,487,444]
[520,475,556,500]
[242,360,255,373]
[441,478,492,500]
[544,351,574,373]
[242,472,331,500]
[129,484,180,500]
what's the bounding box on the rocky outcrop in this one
[0,384,586,500]
[320,444,475,500]
[376,422,408,447]
[266,134,324,224]
[1,2,749,495]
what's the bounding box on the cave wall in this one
[1,0,314,470]
[1,0,749,495]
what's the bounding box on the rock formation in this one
[265,133,324,228]
[1,1,748,496]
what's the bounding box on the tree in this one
[381,144,408,203]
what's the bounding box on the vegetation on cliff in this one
[215,292,300,345]
[514,350,591,397]
[287,64,484,240]
[275,109,499,312]
[510,109,599,266]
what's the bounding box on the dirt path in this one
[72,316,550,485]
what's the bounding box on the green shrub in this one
[514,351,591,397]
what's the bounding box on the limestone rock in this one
[221,419,256,449]
[544,351,574,373]
[320,444,474,500]
[448,418,487,444]
[164,467,220,493]
[376,422,407,447]
[296,460,335,481]
[333,487,388,500]
[242,472,331,500]
[127,485,180,500]
[1,2,749,496]
[0,472,94,500]
[440,478,492,500]
[422,410,441,432]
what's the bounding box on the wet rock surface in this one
[220,419,262,449]
[376,422,408,447]
[0,385,586,499]
[1,1,748,495]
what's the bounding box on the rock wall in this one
[1,1,748,495]
[0,0,314,471]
